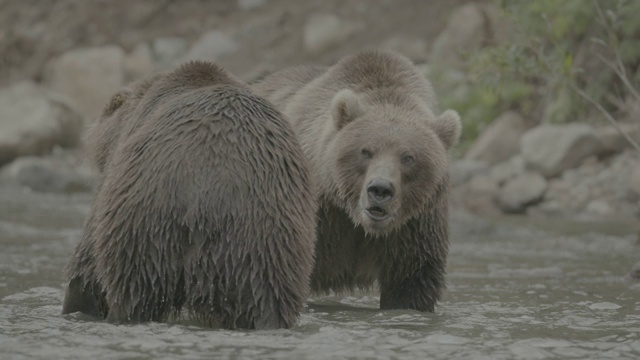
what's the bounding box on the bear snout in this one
[367,177,395,203]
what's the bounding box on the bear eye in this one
[361,149,373,159]
[401,154,415,165]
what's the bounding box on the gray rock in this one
[303,13,356,54]
[521,124,604,178]
[497,172,547,213]
[467,174,499,195]
[449,210,495,239]
[451,160,489,186]
[182,30,238,62]
[238,0,266,10]
[489,155,525,185]
[45,45,125,121]
[151,37,188,69]
[451,174,502,216]
[381,36,428,62]
[0,82,83,166]
[124,42,154,81]
[629,165,640,199]
[595,123,640,154]
[0,156,93,193]
[430,3,485,69]
[584,200,614,217]
[465,111,531,165]
[629,261,640,280]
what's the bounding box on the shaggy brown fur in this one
[62,61,317,329]
[252,50,461,312]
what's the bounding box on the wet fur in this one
[252,50,459,312]
[63,61,317,329]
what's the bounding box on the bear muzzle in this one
[364,177,395,222]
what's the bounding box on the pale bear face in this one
[329,89,461,235]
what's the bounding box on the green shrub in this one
[439,0,640,154]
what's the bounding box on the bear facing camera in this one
[253,50,462,312]
[62,61,317,329]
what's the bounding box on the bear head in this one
[328,88,461,235]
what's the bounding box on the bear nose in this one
[367,178,395,203]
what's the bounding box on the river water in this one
[1,184,639,360]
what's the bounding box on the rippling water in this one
[1,184,639,360]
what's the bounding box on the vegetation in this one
[439,0,640,152]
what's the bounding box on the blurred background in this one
[0,0,638,220]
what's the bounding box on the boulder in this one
[451,160,489,186]
[489,155,525,185]
[451,174,501,215]
[124,42,154,81]
[303,13,356,54]
[465,111,531,165]
[584,200,614,217]
[381,36,428,63]
[430,4,485,69]
[629,261,640,281]
[45,45,125,122]
[629,165,640,199]
[238,0,267,10]
[0,156,94,193]
[181,30,238,62]
[521,124,604,178]
[0,82,83,166]
[430,3,509,69]
[497,171,547,213]
[151,37,188,69]
[595,123,640,154]
[449,210,495,239]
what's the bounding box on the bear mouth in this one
[365,206,390,222]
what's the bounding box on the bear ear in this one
[432,109,462,150]
[331,89,363,130]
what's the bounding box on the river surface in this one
[1,184,639,360]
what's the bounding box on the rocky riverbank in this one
[0,0,638,222]
[452,120,640,221]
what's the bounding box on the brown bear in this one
[252,50,461,312]
[62,60,317,329]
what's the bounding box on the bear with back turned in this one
[62,61,317,329]
[252,50,462,312]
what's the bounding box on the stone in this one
[303,13,355,54]
[629,165,640,198]
[467,174,499,195]
[0,156,93,193]
[381,36,428,63]
[629,261,640,280]
[151,37,188,69]
[430,4,485,68]
[533,200,567,216]
[450,174,502,216]
[595,123,640,154]
[451,160,489,186]
[449,210,495,239]
[521,124,605,178]
[181,30,238,62]
[124,42,154,81]
[430,3,509,69]
[238,0,266,10]
[489,155,525,185]
[584,200,614,217]
[0,82,83,166]
[465,111,531,165]
[497,172,547,213]
[45,45,125,121]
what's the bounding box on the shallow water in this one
[1,185,639,360]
